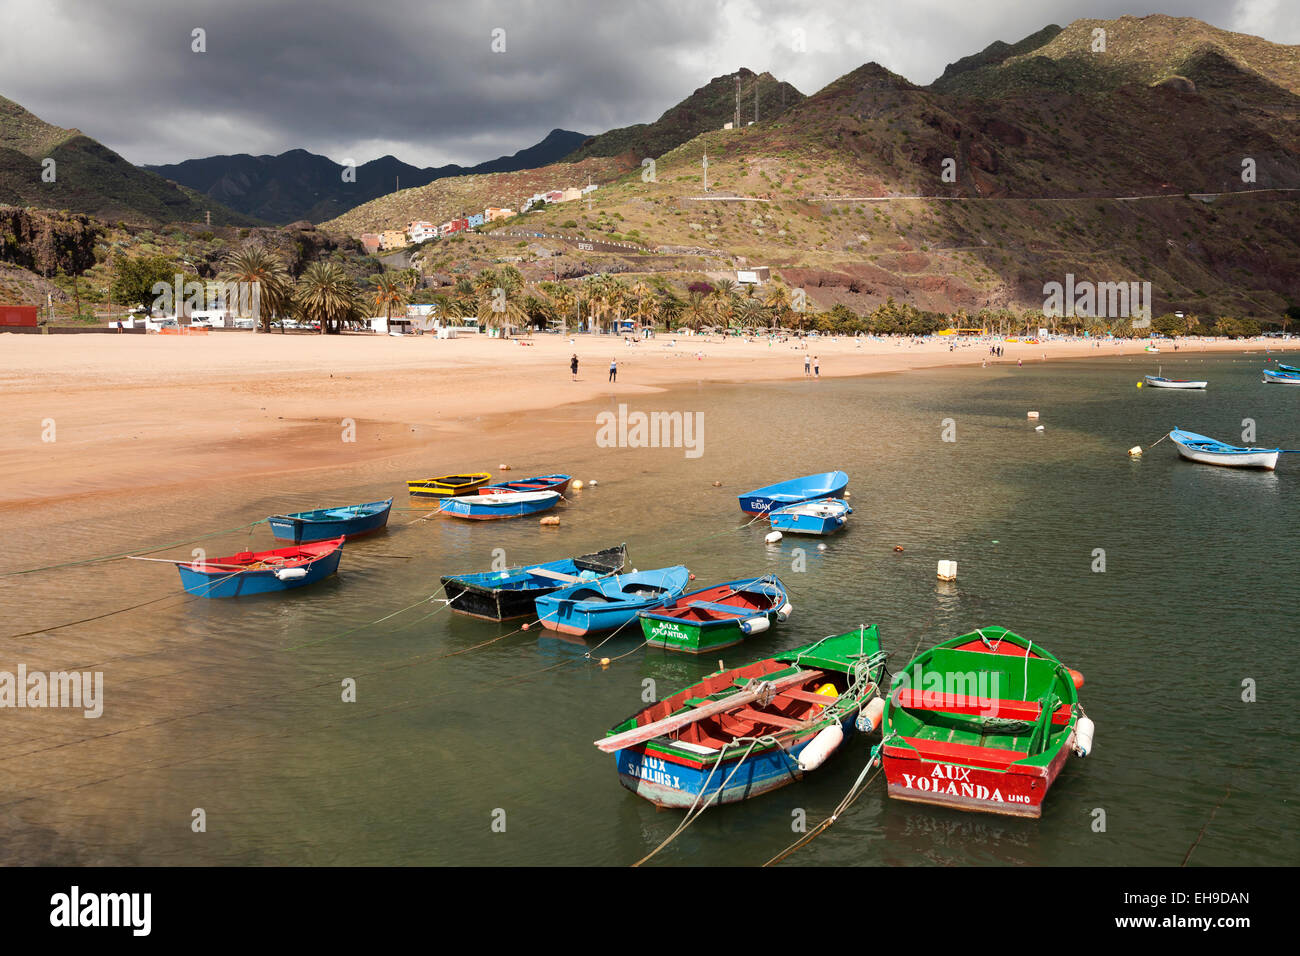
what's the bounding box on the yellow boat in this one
[407,473,492,498]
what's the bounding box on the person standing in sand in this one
[609,358,617,383]
[804,354,811,376]
[813,355,820,378]
[571,354,579,381]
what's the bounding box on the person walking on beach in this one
[813,355,820,378]
[570,354,579,381]
[609,358,617,382]
[804,353,811,376]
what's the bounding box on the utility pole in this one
[734,75,740,129]
[755,75,759,124]
[702,153,708,192]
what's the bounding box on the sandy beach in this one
[2,330,1295,512]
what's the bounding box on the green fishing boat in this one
[881,626,1094,818]
[638,575,791,654]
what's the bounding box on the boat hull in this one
[479,474,572,496]
[881,730,1075,819]
[267,499,392,543]
[1172,441,1278,469]
[738,471,849,515]
[536,567,689,636]
[641,616,750,654]
[439,490,560,519]
[769,500,851,535]
[1143,376,1206,389]
[1262,370,1300,385]
[615,715,857,808]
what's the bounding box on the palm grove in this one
[108,244,1295,337]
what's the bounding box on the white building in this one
[407,220,437,243]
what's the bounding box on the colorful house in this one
[485,207,514,222]
[407,220,437,243]
[380,230,406,250]
[359,233,382,255]
[467,213,485,228]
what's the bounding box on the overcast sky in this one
[0,0,1295,168]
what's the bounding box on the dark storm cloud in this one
[0,0,1294,167]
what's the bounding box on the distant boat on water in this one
[478,474,572,495]
[1143,374,1206,390]
[769,498,852,535]
[536,566,690,636]
[737,470,848,515]
[639,575,791,653]
[1169,428,1280,469]
[407,473,491,497]
[1262,368,1300,385]
[267,498,393,543]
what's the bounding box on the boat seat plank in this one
[686,600,749,616]
[779,688,836,706]
[527,567,584,583]
[733,707,807,731]
[895,690,1071,725]
[888,735,1028,769]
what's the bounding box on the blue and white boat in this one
[769,498,852,535]
[1276,363,1300,374]
[1262,368,1300,385]
[267,498,393,543]
[1169,428,1280,470]
[536,566,691,636]
[737,470,849,515]
[439,490,560,520]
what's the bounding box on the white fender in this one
[764,531,783,544]
[797,724,844,771]
[1074,716,1095,757]
[275,567,308,582]
[857,696,885,733]
[740,616,770,635]
[776,601,793,622]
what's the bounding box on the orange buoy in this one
[894,545,904,553]
[521,622,530,631]
[1068,668,1085,689]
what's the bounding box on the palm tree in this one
[295,262,360,334]
[764,282,793,330]
[219,245,291,333]
[681,291,711,331]
[628,281,654,333]
[371,273,409,328]
[738,297,768,331]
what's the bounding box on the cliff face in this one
[0,206,101,276]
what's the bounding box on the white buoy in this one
[858,697,886,733]
[776,601,794,622]
[1035,424,1045,432]
[1129,446,1143,457]
[765,531,783,544]
[796,724,845,771]
[937,560,957,581]
[589,479,598,487]
[1027,411,1040,419]
[275,567,308,582]
[739,616,770,635]
[817,543,827,551]
[1074,716,1096,757]
[571,480,584,490]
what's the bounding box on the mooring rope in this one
[764,742,886,866]
[0,520,267,577]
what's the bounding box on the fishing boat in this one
[881,625,1093,819]
[1278,363,1300,374]
[536,566,690,636]
[737,470,849,515]
[597,626,887,808]
[639,575,792,654]
[440,544,628,621]
[768,498,852,535]
[1143,374,1206,390]
[175,537,344,598]
[1262,368,1300,385]
[1169,428,1280,469]
[267,498,393,543]
[407,472,491,497]
[478,474,572,495]
[438,490,560,520]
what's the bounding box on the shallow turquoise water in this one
[2,352,1295,865]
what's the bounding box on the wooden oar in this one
[125,555,251,570]
[594,669,823,753]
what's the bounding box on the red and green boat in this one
[596,626,887,808]
[881,626,1094,818]
[638,575,791,654]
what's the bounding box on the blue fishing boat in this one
[597,626,887,808]
[439,490,560,520]
[176,537,344,598]
[737,470,848,514]
[479,474,572,495]
[440,544,628,621]
[769,498,852,535]
[536,566,691,636]
[1277,363,1300,374]
[1262,368,1300,385]
[1169,428,1280,469]
[267,498,393,543]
